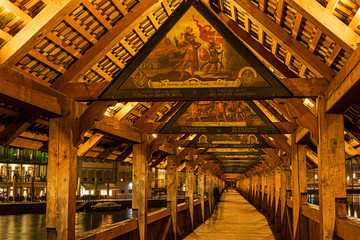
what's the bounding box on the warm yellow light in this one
[152,134,157,138]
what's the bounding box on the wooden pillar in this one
[46,100,77,240]
[132,133,148,240]
[298,144,308,240]
[267,174,271,216]
[167,154,178,239]
[206,170,213,213]
[280,154,291,240]
[318,95,346,240]
[292,133,301,240]
[269,171,275,223]
[198,164,205,222]
[275,168,281,233]
[185,160,194,229]
[261,174,266,212]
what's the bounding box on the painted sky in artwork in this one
[120,7,270,90]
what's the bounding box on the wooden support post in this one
[198,164,205,222]
[46,100,77,240]
[275,168,282,233]
[269,171,275,223]
[206,170,213,213]
[167,153,178,239]
[318,95,346,240]
[292,133,301,240]
[281,154,291,240]
[298,144,309,240]
[185,160,194,229]
[132,133,148,240]
[267,173,271,217]
[261,174,266,212]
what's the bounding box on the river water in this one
[0,208,161,240]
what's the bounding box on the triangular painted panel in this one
[211,154,263,161]
[159,100,280,134]
[187,134,269,148]
[99,0,291,101]
[203,147,264,155]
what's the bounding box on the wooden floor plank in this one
[184,191,275,240]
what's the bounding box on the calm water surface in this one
[0,208,160,240]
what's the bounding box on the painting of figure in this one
[119,7,269,91]
[175,101,265,127]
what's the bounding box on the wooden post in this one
[185,160,194,229]
[298,144,308,240]
[198,164,205,222]
[261,174,266,212]
[281,153,291,240]
[269,171,275,223]
[267,173,271,216]
[46,100,77,240]
[167,153,178,239]
[206,170,213,213]
[318,95,346,240]
[292,133,301,240]
[275,168,281,233]
[132,133,148,240]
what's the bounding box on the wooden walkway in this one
[184,191,275,240]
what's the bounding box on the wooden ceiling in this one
[1,0,360,179]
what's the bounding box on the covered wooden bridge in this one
[1,0,360,239]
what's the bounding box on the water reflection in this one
[75,209,133,233]
[0,209,135,240]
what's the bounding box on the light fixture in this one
[152,134,157,138]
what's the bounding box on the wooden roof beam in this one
[93,116,142,144]
[230,0,336,80]
[0,111,41,145]
[77,133,103,157]
[290,0,360,53]
[115,146,133,163]
[59,82,108,101]
[326,47,360,113]
[74,101,116,146]
[0,0,82,67]
[51,0,160,91]
[0,65,68,117]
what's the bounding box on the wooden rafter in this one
[50,0,161,91]
[0,111,40,145]
[0,65,68,117]
[291,0,360,53]
[326,47,360,113]
[230,0,336,80]
[0,0,82,67]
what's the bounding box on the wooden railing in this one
[240,187,360,240]
[76,198,211,240]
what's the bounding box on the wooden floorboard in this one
[184,191,275,240]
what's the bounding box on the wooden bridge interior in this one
[1,0,360,239]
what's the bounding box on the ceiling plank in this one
[216,8,298,79]
[231,0,336,80]
[50,0,160,91]
[0,65,67,117]
[9,137,44,150]
[290,0,359,53]
[0,0,82,67]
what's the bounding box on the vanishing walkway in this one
[184,191,275,240]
